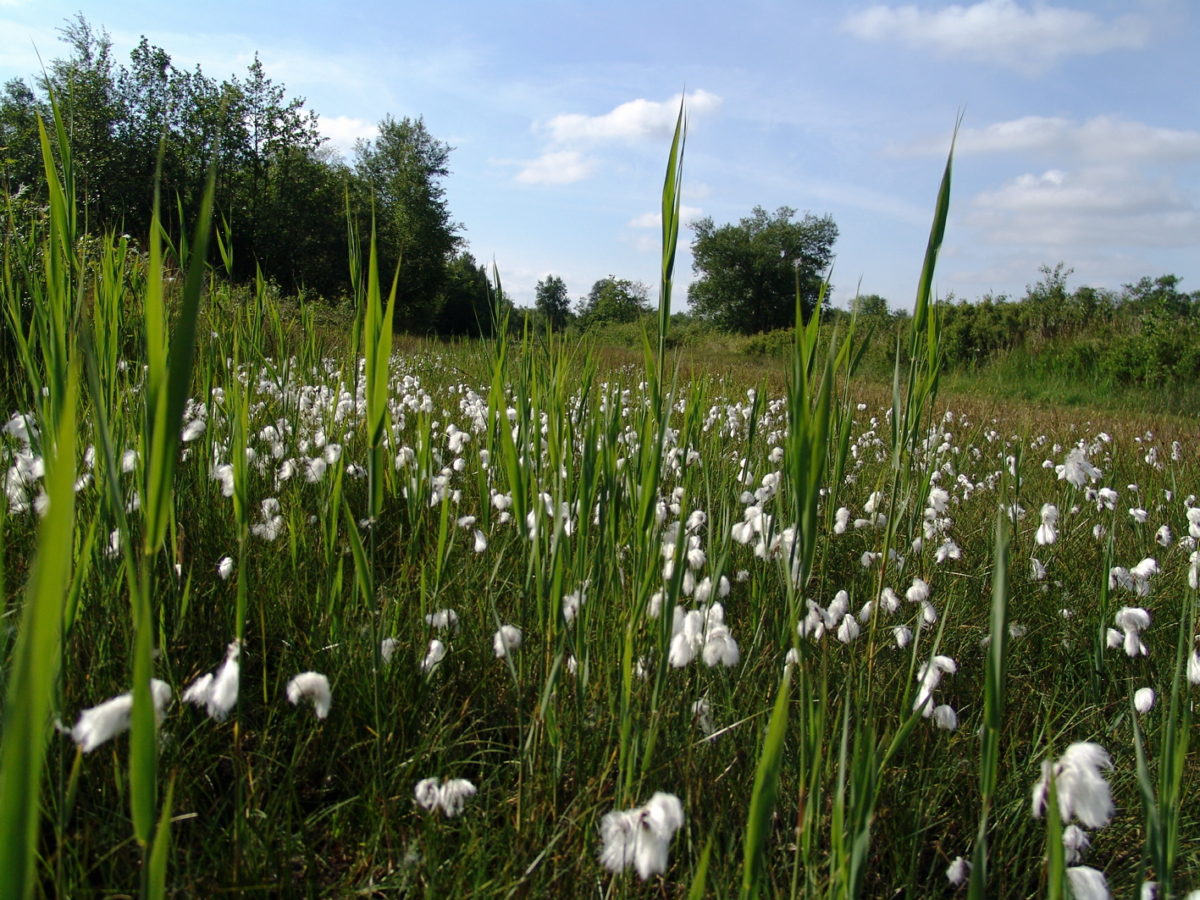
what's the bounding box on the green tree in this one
[434,251,494,336]
[1023,262,1073,341]
[576,277,650,328]
[687,206,837,333]
[353,115,459,331]
[0,79,46,196]
[850,293,890,318]
[45,16,123,223]
[534,274,572,331]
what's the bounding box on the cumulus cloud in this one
[844,0,1150,73]
[544,89,721,144]
[318,115,379,158]
[899,116,1200,164]
[515,150,596,185]
[513,89,719,187]
[969,166,1200,248]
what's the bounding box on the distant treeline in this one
[931,265,1200,388]
[1,16,497,335]
[679,263,1199,390]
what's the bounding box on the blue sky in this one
[2,0,1198,311]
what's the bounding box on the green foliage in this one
[434,252,494,336]
[687,205,837,333]
[0,17,460,322]
[352,115,459,331]
[575,275,651,328]
[533,274,571,332]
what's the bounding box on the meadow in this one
[1,116,1198,899]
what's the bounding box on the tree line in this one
[3,19,845,340]
[1,16,496,335]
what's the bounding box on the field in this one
[2,124,1199,900]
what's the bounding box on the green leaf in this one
[0,366,76,900]
[741,667,791,899]
[146,775,176,900]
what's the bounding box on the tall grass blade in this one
[657,97,686,386]
[146,775,176,900]
[968,511,1009,899]
[0,367,76,900]
[740,667,791,899]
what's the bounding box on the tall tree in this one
[46,16,123,224]
[687,206,837,333]
[534,274,571,331]
[434,251,494,336]
[0,78,44,195]
[576,277,650,328]
[353,116,459,331]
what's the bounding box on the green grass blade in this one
[741,667,791,899]
[969,511,1009,900]
[657,96,686,384]
[143,163,216,552]
[912,115,959,339]
[146,775,176,900]
[0,366,76,900]
[687,836,713,900]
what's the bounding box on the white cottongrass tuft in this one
[211,463,234,498]
[286,671,331,719]
[599,791,684,880]
[71,679,172,753]
[1056,446,1101,488]
[381,637,399,663]
[671,603,740,668]
[1030,557,1046,581]
[1035,504,1058,546]
[905,577,930,605]
[421,639,447,673]
[945,855,970,886]
[1063,824,1091,864]
[1113,606,1151,657]
[182,641,240,721]
[1031,742,1114,829]
[932,704,959,731]
[914,655,956,716]
[836,614,860,644]
[493,624,522,658]
[1065,865,1111,900]
[425,608,459,632]
[1134,687,1156,715]
[414,776,477,817]
[217,555,234,580]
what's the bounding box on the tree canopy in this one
[534,275,571,331]
[0,16,464,330]
[687,206,837,333]
[352,115,459,330]
[576,277,650,327]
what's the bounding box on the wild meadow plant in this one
[2,106,1200,899]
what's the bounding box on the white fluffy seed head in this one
[286,671,331,719]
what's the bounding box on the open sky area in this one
[2,0,1197,311]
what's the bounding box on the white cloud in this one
[515,150,596,185]
[900,116,1200,164]
[969,166,1200,248]
[318,115,378,158]
[626,206,704,229]
[544,89,721,144]
[844,0,1150,73]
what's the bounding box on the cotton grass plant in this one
[1,103,1199,898]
